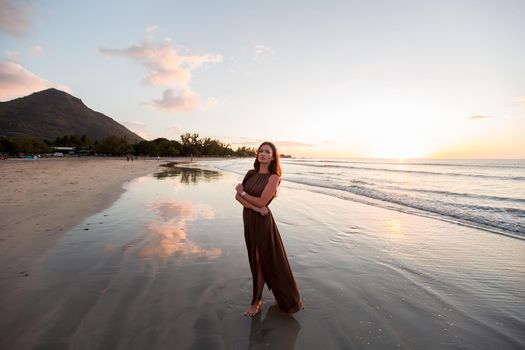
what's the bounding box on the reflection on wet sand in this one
[152,201,215,222]
[249,304,301,349]
[384,218,406,242]
[154,164,221,184]
[140,201,221,266]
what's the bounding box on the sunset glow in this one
[1,1,523,158]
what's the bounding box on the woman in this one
[235,142,302,317]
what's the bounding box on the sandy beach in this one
[0,158,170,281]
[0,161,524,349]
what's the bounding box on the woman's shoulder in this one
[268,173,280,184]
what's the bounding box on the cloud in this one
[123,120,149,139]
[100,31,222,113]
[0,61,72,101]
[31,45,43,55]
[0,0,32,36]
[254,44,275,61]
[466,115,493,120]
[147,88,199,112]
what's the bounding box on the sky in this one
[1,0,524,159]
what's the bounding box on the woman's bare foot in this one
[243,300,262,317]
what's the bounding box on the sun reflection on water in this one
[385,219,404,238]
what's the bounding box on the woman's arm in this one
[235,193,269,215]
[236,175,279,208]
[235,192,255,209]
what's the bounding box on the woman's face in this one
[257,144,274,164]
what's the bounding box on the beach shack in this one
[52,146,75,156]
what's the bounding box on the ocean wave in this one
[284,159,525,169]
[283,176,525,236]
[378,185,525,204]
[283,162,525,181]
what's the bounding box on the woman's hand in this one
[254,206,269,216]
[259,206,269,216]
[235,183,244,194]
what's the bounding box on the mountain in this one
[0,88,144,143]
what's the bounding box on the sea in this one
[213,158,525,239]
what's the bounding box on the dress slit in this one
[252,243,267,303]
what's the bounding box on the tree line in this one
[0,133,257,157]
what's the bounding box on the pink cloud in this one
[0,0,32,37]
[148,88,199,112]
[100,31,222,113]
[184,53,223,69]
[0,61,72,101]
[99,37,222,88]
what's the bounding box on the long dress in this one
[243,172,302,313]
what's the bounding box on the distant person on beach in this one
[235,142,302,316]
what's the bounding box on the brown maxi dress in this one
[242,172,302,313]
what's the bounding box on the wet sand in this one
[0,158,167,280]
[0,163,524,349]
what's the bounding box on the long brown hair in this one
[242,142,282,185]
